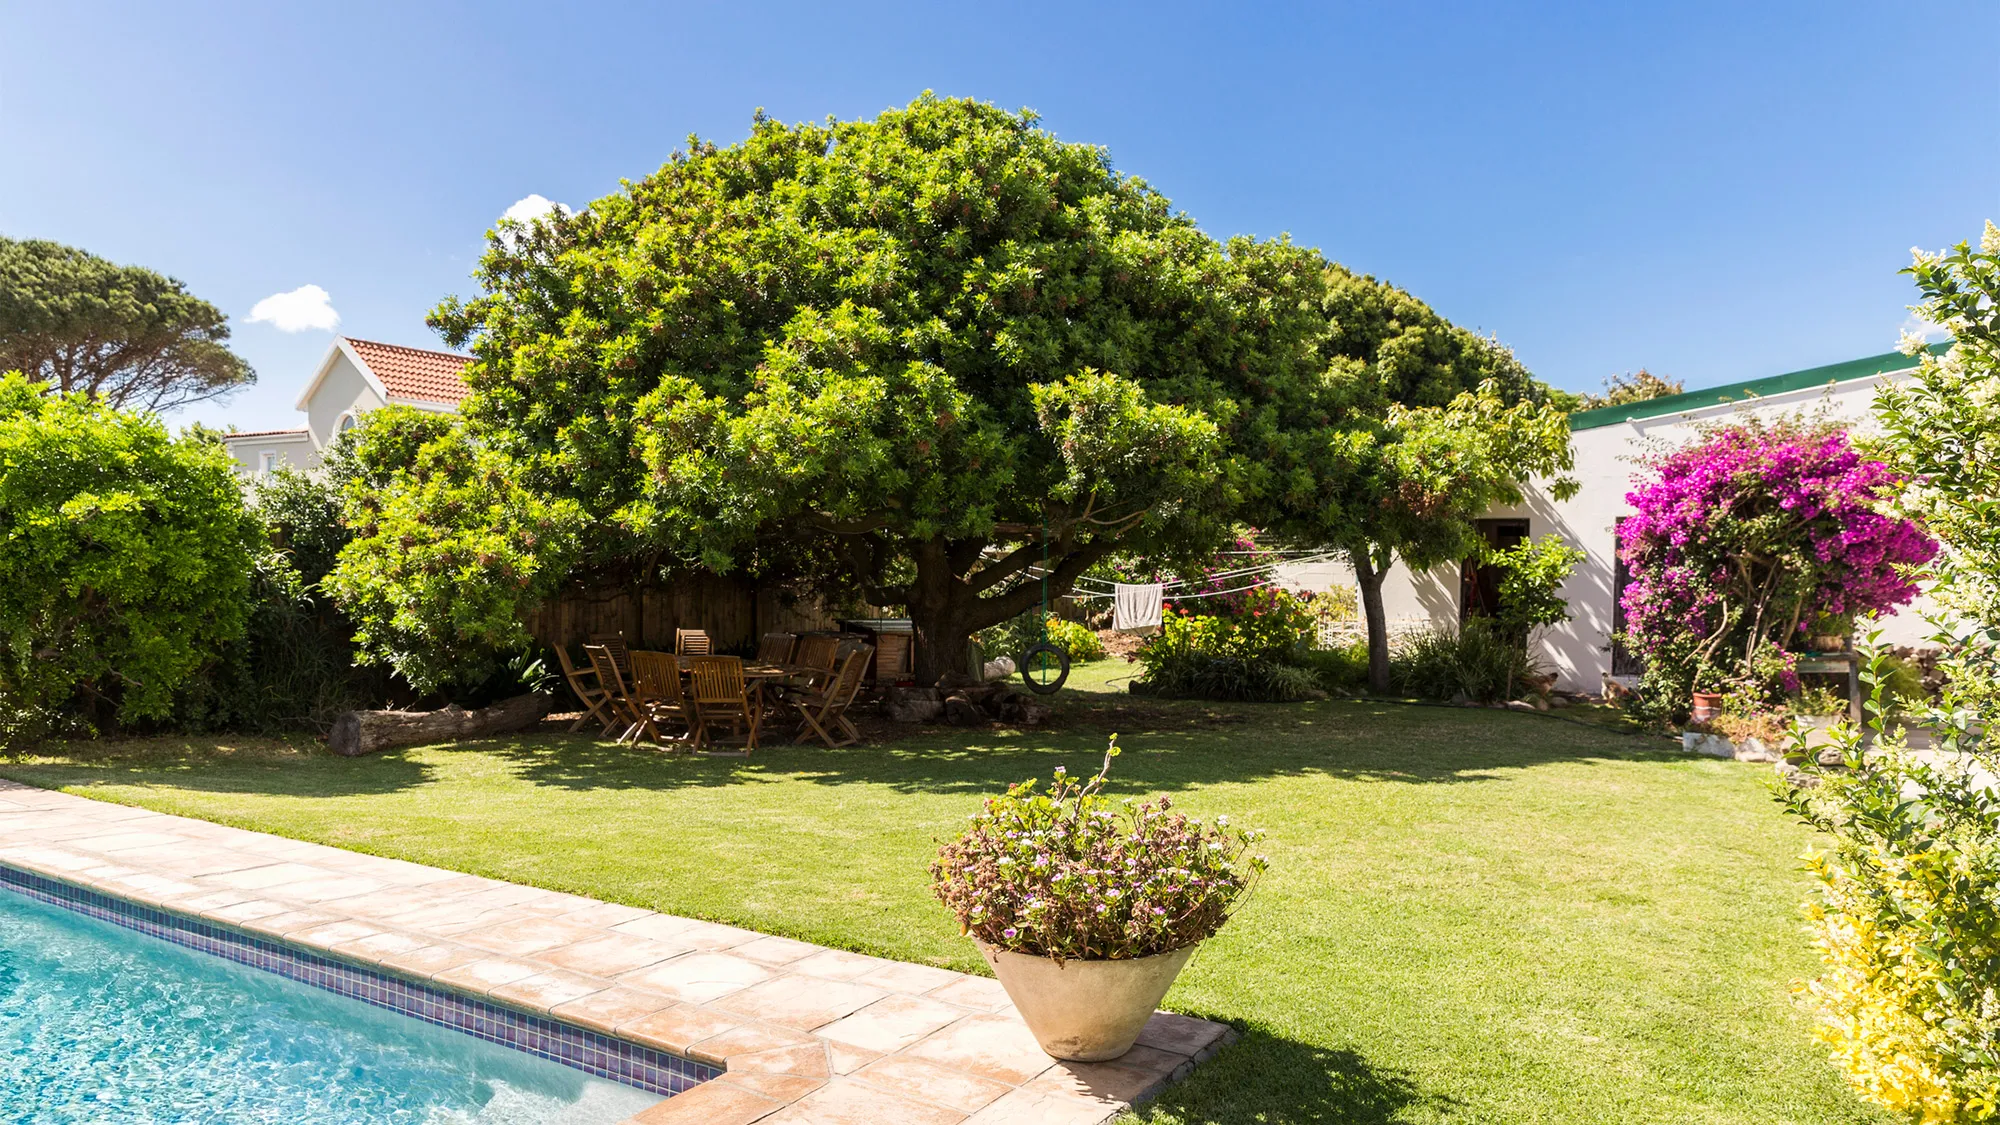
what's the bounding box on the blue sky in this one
[4,1,1995,432]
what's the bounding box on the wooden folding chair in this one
[584,644,642,742]
[784,633,840,691]
[689,655,759,752]
[627,650,691,746]
[588,633,633,685]
[675,628,712,657]
[755,632,797,666]
[787,647,871,748]
[555,646,617,735]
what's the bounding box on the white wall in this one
[303,352,384,449]
[1281,369,1935,693]
[221,433,319,477]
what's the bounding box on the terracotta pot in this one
[976,940,1195,1061]
[1812,635,1848,654]
[1691,692,1724,724]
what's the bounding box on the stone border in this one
[0,780,1235,1124]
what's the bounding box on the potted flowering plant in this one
[930,735,1266,1061]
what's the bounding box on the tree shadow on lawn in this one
[0,734,438,800]
[0,698,1688,805]
[1131,1028,1463,1124]
[463,696,1689,798]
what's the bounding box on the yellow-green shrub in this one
[1784,648,2000,1123]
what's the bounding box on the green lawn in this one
[0,662,1880,1125]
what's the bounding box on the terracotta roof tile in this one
[345,338,473,406]
[222,428,311,440]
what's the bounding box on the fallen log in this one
[328,692,551,758]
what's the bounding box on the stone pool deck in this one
[0,780,1232,1124]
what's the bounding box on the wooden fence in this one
[524,572,852,653]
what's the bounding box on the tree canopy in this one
[328,96,1570,687]
[392,94,1343,682]
[0,373,260,732]
[0,237,255,411]
[1275,265,1577,690]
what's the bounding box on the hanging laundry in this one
[1113,582,1164,632]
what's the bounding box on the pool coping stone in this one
[0,779,1234,1124]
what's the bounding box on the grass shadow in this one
[0,687,1689,806]
[1129,1027,1463,1124]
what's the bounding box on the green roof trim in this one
[1568,341,1950,430]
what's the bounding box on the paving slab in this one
[0,778,1233,1125]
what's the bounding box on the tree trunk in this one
[1352,546,1393,695]
[897,535,1110,688]
[328,692,550,757]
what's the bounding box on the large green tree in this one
[415,95,1335,683]
[1285,266,1576,692]
[0,373,260,732]
[0,237,254,411]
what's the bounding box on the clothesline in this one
[1041,549,1347,594]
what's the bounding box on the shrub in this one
[977,612,1106,665]
[1391,618,1543,703]
[1294,642,1371,694]
[1783,647,2000,1122]
[0,375,259,733]
[1044,616,1106,662]
[930,736,1267,962]
[323,408,584,695]
[1484,534,1584,642]
[1131,588,1324,702]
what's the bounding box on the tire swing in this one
[1018,518,1070,695]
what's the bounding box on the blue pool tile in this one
[0,862,719,1097]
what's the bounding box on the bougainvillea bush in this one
[930,737,1267,963]
[1618,417,1936,710]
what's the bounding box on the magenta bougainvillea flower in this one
[1618,421,1936,692]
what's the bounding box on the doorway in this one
[1460,519,1530,623]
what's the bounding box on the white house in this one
[1280,345,1947,693]
[222,337,471,476]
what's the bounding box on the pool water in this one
[0,887,662,1125]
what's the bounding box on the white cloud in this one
[246,284,340,333]
[1900,310,1949,340]
[501,194,572,224]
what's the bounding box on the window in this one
[337,412,358,434]
[1611,517,1643,675]
[259,451,276,474]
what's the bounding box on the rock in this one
[1733,738,1782,764]
[1505,700,1538,712]
[1682,731,1735,759]
[1550,697,1573,708]
[1017,703,1050,726]
[943,694,986,726]
[1816,746,1847,768]
[982,657,1017,681]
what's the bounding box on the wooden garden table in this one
[1795,652,1863,723]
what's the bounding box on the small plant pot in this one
[976,940,1196,1061]
[1691,692,1724,724]
[1811,635,1848,654]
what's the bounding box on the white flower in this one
[1983,221,2000,256]
[1911,245,1943,269]
[1899,328,1933,357]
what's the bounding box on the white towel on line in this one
[1113,582,1164,632]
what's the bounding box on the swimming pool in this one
[0,885,665,1124]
